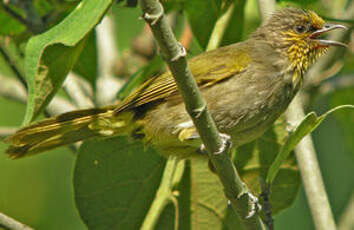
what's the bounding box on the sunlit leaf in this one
[73,31,98,88]
[184,0,222,49]
[266,105,354,184]
[23,0,112,124]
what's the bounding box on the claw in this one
[198,133,231,155]
[245,192,262,219]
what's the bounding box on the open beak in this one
[310,23,348,48]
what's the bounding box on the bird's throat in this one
[286,41,328,86]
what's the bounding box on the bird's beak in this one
[310,23,348,48]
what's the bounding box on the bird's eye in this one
[309,25,317,32]
[294,25,307,34]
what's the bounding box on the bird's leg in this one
[259,178,274,229]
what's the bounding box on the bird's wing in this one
[115,44,251,113]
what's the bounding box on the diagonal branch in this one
[0,212,33,230]
[139,1,265,229]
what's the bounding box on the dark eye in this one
[294,25,306,34]
[309,25,317,32]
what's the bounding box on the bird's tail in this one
[4,106,136,159]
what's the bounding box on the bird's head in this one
[252,8,347,82]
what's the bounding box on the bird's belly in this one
[209,75,295,147]
[141,73,295,157]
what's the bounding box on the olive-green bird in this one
[5,8,347,159]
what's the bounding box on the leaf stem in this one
[0,212,33,230]
[206,2,235,51]
[140,156,180,230]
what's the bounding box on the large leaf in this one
[329,88,354,155]
[111,5,145,52]
[117,56,164,100]
[184,0,222,49]
[235,117,300,214]
[155,158,243,230]
[23,0,112,124]
[74,136,165,230]
[189,158,241,229]
[73,31,98,88]
[266,105,354,184]
[220,0,246,46]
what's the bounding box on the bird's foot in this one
[245,191,262,219]
[199,133,231,155]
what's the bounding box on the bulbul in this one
[5,8,347,159]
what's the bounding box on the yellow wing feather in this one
[5,43,251,158]
[115,44,251,113]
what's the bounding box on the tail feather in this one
[4,106,135,159]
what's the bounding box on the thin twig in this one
[0,38,27,87]
[63,72,94,109]
[46,96,77,116]
[139,1,265,229]
[95,15,122,106]
[0,2,29,28]
[206,2,235,51]
[0,74,77,116]
[257,0,276,25]
[0,127,17,138]
[0,74,27,103]
[140,156,179,230]
[0,212,33,230]
[318,75,354,95]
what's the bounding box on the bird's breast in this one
[208,71,296,147]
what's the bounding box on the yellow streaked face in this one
[281,10,346,74]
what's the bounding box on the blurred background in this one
[0,0,353,229]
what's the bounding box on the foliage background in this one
[0,0,353,229]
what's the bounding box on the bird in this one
[4,7,347,159]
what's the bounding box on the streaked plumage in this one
[4,8,346,158]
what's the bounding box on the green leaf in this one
[23,0,112,124]
[266,105,354,184]
[189,158,242,229]
[235,117,300,214]
[220,0,246,46]
[329,88,354,155]
[0,9,26,35]
[161,0,184,13]
[74,136,165,230]
[155,158,243,230]
[73,31,98,88]
[111,5,145,53]
[184,0,222,50]
[117,56,164,100]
